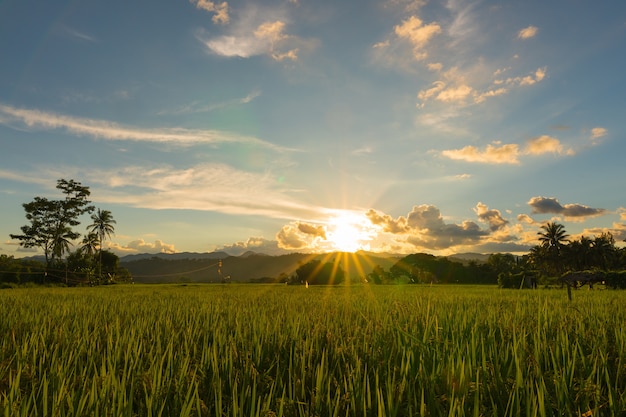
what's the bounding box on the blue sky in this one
[1,0,625,257]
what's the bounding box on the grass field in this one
[1,284,625,416]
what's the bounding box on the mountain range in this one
[119,251,491,284]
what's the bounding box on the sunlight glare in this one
[326,212,372,253]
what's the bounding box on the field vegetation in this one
[1,284,624,416]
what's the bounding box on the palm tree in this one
[538,222,569,251]
[537,222,569,275]
[52,226,75,262]
[88,209,116,281]
[80,232,99,257]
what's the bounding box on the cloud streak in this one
[440,135,574,164]
[0,104,282,149]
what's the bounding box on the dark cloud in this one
[297,222,327,239]
[407,205,445,230]
[474,202,509,231]
[528,197,607,218]
[406,220,487,250]
[368,205,488,250]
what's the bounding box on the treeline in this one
[0,251,131,287]
[367,253,496,285]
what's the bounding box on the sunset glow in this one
[1,0,625,258]
[326,213,372,253]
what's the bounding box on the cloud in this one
[297,222,327,239]
[518,26,538,39]
[580,223,626,243]
[61,25,98,42]
[276,224,310,250]
[528,197,608,220]
[590,127,607,141]
[366,209,409,233]
[474,202,509,231]
[219,237,284,256]
[191,0,230,24]
[441,143,521,164]
[435,84,474,103]
[394,16,442,60]
[386,0,426,12]
[158,90,261,115]
[441,135,574,164]
[7,162,322,222]
[517,214,536,224]
[367,205,488,250]
[496,67,547,87]
[417,67,547,108]
[197,4,312,62]
[0,103,281,149]
[524,135,574,156]
[109,239,177,254]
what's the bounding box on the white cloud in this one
[197,4,313,62]
[0,103,281,149]
[518,26,538,39]
[78,163,324,221]
[109,239,177,254]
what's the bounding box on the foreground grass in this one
[1,284,625,416]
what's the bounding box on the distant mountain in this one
[120,251,402,284]
[447,252,491,263]
[119,251,229,262]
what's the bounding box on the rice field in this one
[1,284,625,416]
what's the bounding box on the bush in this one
[604,271,626,289]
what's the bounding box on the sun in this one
[326,212,371,253]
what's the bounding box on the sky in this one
[1,0,625,258]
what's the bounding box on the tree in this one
[10,179,95,271]
[88,209,116,281]
[535,222,569,275]
[538,222,569,252]
[293,260,344,285]
[591,233,618,270]
[487,253,518,276]
[80,232,99,257]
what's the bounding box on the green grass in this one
[1,284,625,416]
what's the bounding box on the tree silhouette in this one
[535,222,569,275]
[80,232,99,257]
[88,209,116,281]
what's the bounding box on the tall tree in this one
[88,209,116,280]
[10,179,95,269]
